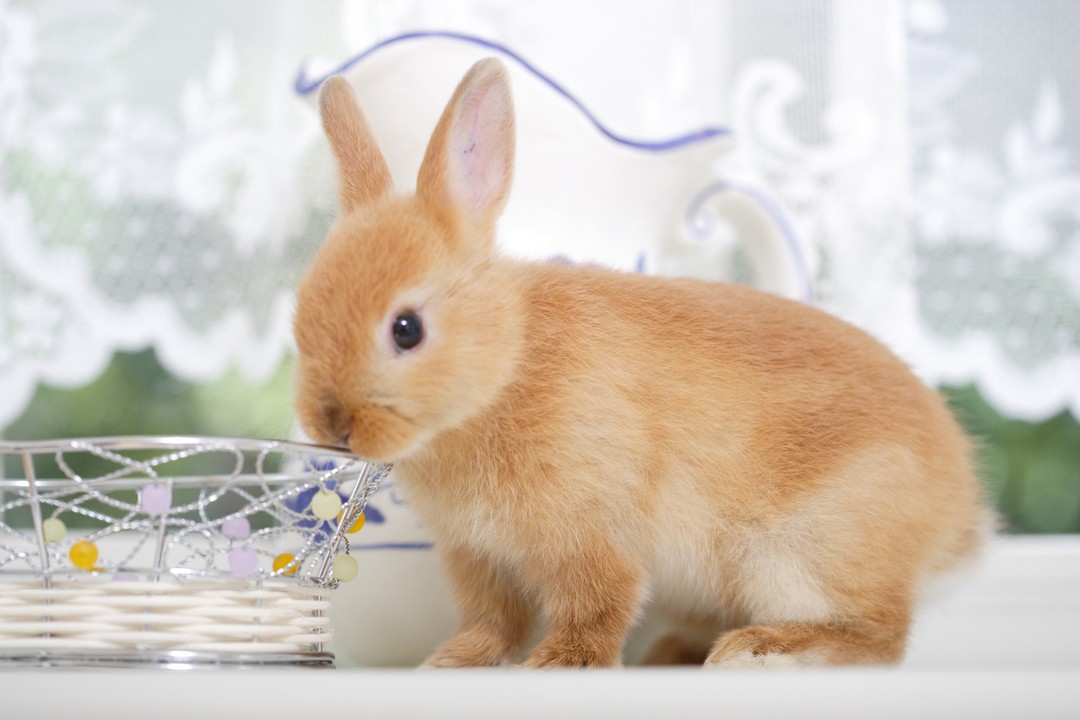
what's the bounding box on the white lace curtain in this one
[1,0,1077,430]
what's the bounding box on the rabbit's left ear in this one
[417,58,515,244]
[319,75,393,214]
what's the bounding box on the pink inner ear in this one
[448,85,510,220]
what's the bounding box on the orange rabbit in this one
[293,59,990,668]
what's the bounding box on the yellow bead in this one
[337,510,366,534]
[309,490,342,520]
[69,540,99,571]
[273,553,298,575]
[42,517,67,543]
[332,554,358,582]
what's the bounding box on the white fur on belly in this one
[735,535,833,625]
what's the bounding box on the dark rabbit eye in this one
[391,311,424,351]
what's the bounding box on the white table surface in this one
[5,668,1078,720]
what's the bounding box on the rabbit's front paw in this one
[521,635,622,668]
[421,628,517,668]
[705,626,821,669]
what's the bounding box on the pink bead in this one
[221,516,251,540]
[228,546,259,576]
[141,483,172,516]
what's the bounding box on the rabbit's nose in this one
[320,398,352,448]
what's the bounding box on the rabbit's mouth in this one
[345,399,426,463]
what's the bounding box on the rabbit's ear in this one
[319,75,393,213]
[417,58,515,243]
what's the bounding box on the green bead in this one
[310,490,343,520]
[332,554,358,582]
[43,517,67,543]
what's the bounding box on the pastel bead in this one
[332,554,358,582]
[221,516,251,540]
[348,512,365,534]
[69,540,99,570]
[42,517,67,543]
[273,553,298,575]
[309,490,342,520]
[140,483,172,516]
[227,546,259,576]
[337,510,366,534]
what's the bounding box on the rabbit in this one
[293,58,991,668]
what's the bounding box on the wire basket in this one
[0,436,389,669]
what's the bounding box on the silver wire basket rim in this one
[0,434,360,458]
[0,434,389,584]
[0,434,383,490]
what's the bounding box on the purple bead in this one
[228,546,259,576]
[140,483,172,516]
[221,516,251,540]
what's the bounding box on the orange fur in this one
[294,59,990,668]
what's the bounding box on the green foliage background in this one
[3,349,1078,533]
[942,386,1080,533]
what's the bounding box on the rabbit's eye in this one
[391,311,424,351]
